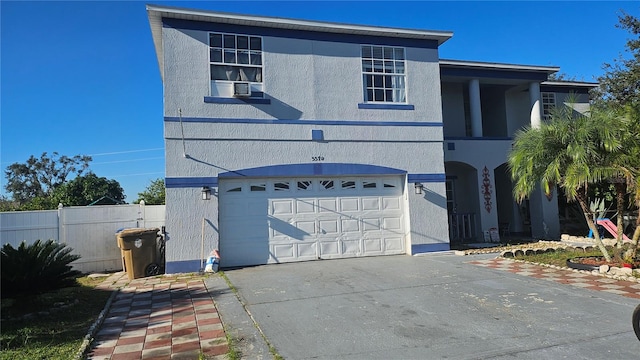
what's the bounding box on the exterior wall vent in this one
[233,82,251,97]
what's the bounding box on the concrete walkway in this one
[86,272,229,360]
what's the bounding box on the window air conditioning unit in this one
[233,82,251,97]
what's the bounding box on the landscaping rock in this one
[620,267,633,276]
[599,265,610,274]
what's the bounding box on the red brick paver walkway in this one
[469,258,640,300]
[86,272,228,360]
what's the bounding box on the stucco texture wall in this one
[161,22,449,271]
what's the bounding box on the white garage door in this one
[219,176,407,267]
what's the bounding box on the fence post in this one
[57,203,63,244]
[138,200,145,228]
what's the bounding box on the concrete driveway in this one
[210,252,640,359]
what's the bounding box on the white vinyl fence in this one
[0,203,165,273]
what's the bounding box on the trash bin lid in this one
[117,228,160,237]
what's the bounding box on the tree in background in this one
[54,172,125,206]
[135,178,165,205]
[592,11,640,108]
[4,152,91,204]
[591,12,640,257]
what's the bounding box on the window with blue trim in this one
[361,45,406,103]
[209,32,263,97]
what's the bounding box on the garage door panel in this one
[295,221,316,236]
[363,238,383,253]
[296,200,316,214]
[382,197,401,210]
[362,218,381,231]
[318,199,337,213]
[341,239,361,255]
[340,198,359,212]
[385,237,404,251]
[319,241,340,257]
[220,175,407,266]
[383,217,402,231]
[271,200,293,215]
[362,198,380,211]
[297,242,318,258]
[319,220,338,234]
[269,219,312,240]
[272,244,295,261]
[341,219,359,232]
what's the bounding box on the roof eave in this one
[542,80,599,88]
[440,59,560,74]
[147,4,454,81]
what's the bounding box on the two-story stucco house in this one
[147,5,595,273]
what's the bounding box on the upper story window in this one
[209,32,263,97]
[361,45,406,103]
[542,92,556,121]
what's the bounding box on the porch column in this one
[529,82,542,128]
[469,79,483,137]
[477,165,498,239]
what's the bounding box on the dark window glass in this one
[237,50,250,64]
[385,90,393,101]
[341,180,356,189]
[372,46,383,59]
[250,184,266,191]
[362,46,372,58]
[209,33,222,47]
[237,36,249,49]
[383,47,393,59]
[274,182,290,191]
[223,35,235,48]
[373,75,383,87]
[394,48,404,60]
[250,36,262,50]
[373,60,383,73]
[224,50,236,63]
[210,49,222,63]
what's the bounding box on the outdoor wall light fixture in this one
[414,182,423,195]
[201,186,211,200]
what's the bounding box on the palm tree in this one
[618,105,640,258]
[587,104,635,255]
[509,103,623,262]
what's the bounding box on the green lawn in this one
[0,276,113,360]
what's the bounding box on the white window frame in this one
[542,92,556,121]
[209,32,264,97]
[361,45,407,103]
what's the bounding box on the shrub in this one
[1,240,81,298]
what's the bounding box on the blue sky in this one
[1,1,638,202]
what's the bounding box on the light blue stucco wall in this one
[161,22,449,272]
